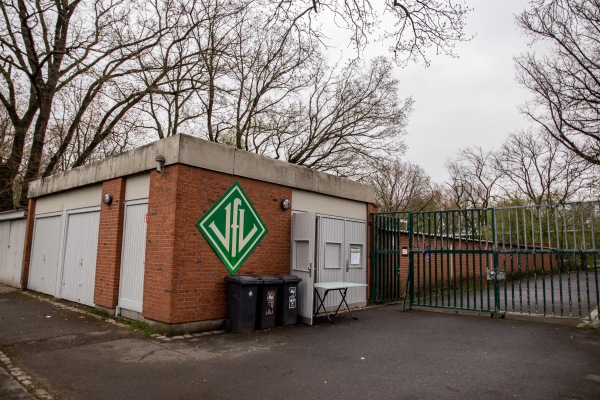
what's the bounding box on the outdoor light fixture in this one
[155,154,165,174]
[103,193,113,205]
[281,198,291,210]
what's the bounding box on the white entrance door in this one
[291,212,316,325]
[61,209,100,306]
[118,200,148,314]
[28,214,63,296]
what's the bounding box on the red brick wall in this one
[143,164,292,324]
[94,178,126,309]
[20,199,37,288]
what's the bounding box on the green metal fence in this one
[370,201,600,320]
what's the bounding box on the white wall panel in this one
[125,174,150,201]
[292,190,367,221]
[35,185,101,215]
[118,201,148,313]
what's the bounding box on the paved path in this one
[1,284,599,400]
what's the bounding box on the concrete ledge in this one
[0,210,26,222]
[28,134,375,204]
[94,305,116,317]
[119,308,143,322]
[144,318,227,335]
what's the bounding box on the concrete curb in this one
[0,351,52,400]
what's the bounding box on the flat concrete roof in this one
[28,134,375,203]
[0,210,26,222]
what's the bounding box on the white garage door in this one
[0,219,26,287]
[28,214,63,296]
[118,200,148,313]
[60,209,100,306]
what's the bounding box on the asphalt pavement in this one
[0,283,599,400]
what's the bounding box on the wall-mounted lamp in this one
[155,154,165,174]
[103,193,113,205]
[281,198,291,210]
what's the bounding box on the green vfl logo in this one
[196,182,267,275]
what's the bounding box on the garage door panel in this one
[61,211,100,306]
[5,220,26,287]
[28,215,62,296]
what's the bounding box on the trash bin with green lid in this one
[254,275,283,330]
[277,275,302,326]
[225,276,262,333]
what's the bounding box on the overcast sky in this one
[386,0,537,183]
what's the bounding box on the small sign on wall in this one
[402,247,408,256]
[350,245,362,265]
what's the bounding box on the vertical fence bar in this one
[409,212,414,307]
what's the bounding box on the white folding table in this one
[314,282,367,323]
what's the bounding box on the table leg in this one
[331,288,358,320]
[315,289,334,323]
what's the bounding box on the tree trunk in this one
[19,95,52,205]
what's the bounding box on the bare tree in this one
[296,0,471,66]
[369,157,438,212]
[224,5,318,150]
[515,0,600,166]
[254,57,412,178]
[496,129,597,204]
[0,0,203,210]
[445,146,502,209]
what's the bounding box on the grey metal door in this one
[118,200,148,314]
[291,212,316,325]
[28,214,63,296]
[316,217,367,308]
[61,210,100,306]
[317,217,345,309]
[344,220,367,305]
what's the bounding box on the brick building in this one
[20,134,375,333]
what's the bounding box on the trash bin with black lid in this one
[277,275,302,326]
[254,275,282,330]
[225,276,262,333]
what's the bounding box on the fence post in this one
[492,208,501,317]
[408,212,414,308]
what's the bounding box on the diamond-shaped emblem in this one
[196,182,268,275]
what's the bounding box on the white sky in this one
[395,0,536,182]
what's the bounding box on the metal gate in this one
[371,201,600,320]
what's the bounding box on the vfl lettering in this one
[208,199,258,257]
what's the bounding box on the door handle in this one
[346,260,349,272]
[309,262,312,277]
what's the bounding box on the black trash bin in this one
[225,276,262,333]
[255,276,282,330]
[277,275,302,326]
